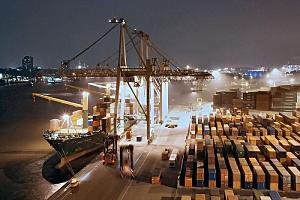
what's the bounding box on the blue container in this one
[268,191,281,200]
[204,125,210,135]
[208,171,216,180]
[88,120,93,126]
[256,182,265,189]
[241,129,247,136]
[267,126,275,135]
[244,182,253,189]
[196,180,204,187]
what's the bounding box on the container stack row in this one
[181,110,300,192]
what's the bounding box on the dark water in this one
[0,79,107,200]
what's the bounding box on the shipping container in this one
[181,196,192,200]
[224,189,235,200]
[287,166,300,191]
[269,158,291,191]
[216,155,228,188]
[195,194,206,200]
[260,161,278,191]
[268,191,281,200]
[196,161,205,187]
[238,158,253,189]
[227,157,241,189]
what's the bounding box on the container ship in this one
[43,128,106,159]
[42,108,110,167]
[39,91,135,167]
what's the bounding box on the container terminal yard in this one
[19,18,300,200]
[2,3,300,199]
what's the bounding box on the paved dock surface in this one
[49,111,191,200]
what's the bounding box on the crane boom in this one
[32,93,83,108]
[64,84,105,95]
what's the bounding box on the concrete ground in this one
[48,110,192,200]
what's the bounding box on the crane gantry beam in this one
[37,68,213,79]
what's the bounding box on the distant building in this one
[22,56,33,71]
[282,64,300,73]
[213,84,300,112]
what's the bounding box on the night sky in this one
[1,0,300,69]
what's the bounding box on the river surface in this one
[0,79,109,200]
[0,79,209,200]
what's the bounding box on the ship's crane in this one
[32,93,83,108]
[32,92,89,128]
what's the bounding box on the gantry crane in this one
[36,18,213,144]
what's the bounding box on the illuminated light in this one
[106,83,112,88]
[63,114,69,120]
[195,68,199,71]
[211,70,221,80]
[233,76,237,80]
[267,79,274,85]
[88,82,116,90]
[186,65,190,69]
[290,78,295,83]
[250,76,253,79]
[78,65,82,69]
[82,91,89,97]
[270,68,281,77]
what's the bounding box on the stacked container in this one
[227,157,241,189]
[206,141,216,188]
[260,161,278,191]
[216,154,228,188]
[238,158,252,189]
[248,158,265,189]
[287,166,300,191]
[269,158,291,191]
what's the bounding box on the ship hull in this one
[44,131,106,158]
